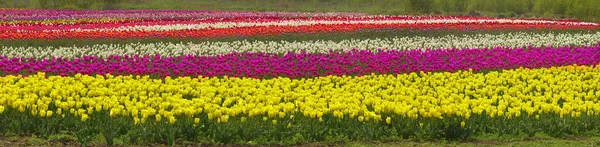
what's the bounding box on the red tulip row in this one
[3,21,596,40]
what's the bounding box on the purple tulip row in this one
[0,45,599,78]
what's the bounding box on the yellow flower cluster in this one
[0,64,599,124]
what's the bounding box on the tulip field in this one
[2,9,600,146]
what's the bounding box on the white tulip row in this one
[16,18,598,33]
[2,31,600,59]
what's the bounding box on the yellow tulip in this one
[18,106,25,113]
[39,110,46,118]
[110,109,118,117]
[168,116,176,124]
[194,118,200,124]
[278,112,285,119]
[155,114,162,122]
[31,109,38,116]
[81,114,89,122]
[95,105,102,112]
[134,117,140,125]
[221,115,229,123]
[0,66,599,124]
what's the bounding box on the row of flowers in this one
[0,9,368,20]
[3,31,599,59]
[3,17,386,31]
[3,22,597,40]
[5,9,584,23]
[0,45,598,78]
[7,17,597,32]
[1,64,599,124]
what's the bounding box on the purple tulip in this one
[0,45,599,79]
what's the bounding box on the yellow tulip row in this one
[0,64,599,124]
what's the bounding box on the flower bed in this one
[0,9,599,145]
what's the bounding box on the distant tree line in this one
[1,0,599,22]
[409,0,599,21]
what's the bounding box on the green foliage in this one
[408,0,434,13]
[1,108,600,146]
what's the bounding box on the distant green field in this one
[1,0,600,22]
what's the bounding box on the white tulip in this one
[2,31,599,59]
